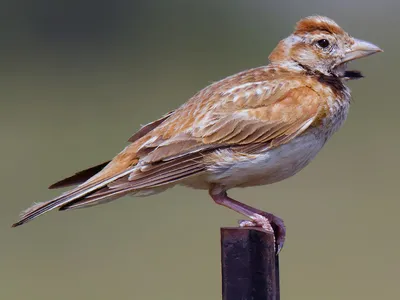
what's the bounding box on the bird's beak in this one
[341,38,383,64]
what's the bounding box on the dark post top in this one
[220,228,280,300]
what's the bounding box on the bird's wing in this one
[134,76,323,164]
[66,69,323,206]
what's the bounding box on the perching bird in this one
[12,16,382,252]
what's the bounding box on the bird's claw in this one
[238,212,286,255]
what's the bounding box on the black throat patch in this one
[342,70,364,80]
[317,73,347,97]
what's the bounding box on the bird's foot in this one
[239,212,286,254]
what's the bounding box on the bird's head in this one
[269,16,382,79]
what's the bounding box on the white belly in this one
[203,130,326,189]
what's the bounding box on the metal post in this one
[221,227,280,300]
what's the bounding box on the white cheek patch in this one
[297,48,318,62]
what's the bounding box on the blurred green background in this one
[2,1,398,299]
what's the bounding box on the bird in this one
[12,16,382,253]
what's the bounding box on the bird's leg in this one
[209,188,286,253]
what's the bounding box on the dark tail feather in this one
[12,167,135,227]
[12,193,90,227]
[49,161,110,189]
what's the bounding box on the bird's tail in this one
[12,167,136,227]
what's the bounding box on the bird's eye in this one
[317,39,330,48]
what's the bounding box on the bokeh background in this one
[2,1,399,299]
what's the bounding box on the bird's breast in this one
[320,87,351,140]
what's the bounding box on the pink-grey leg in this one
[209,188,286,254]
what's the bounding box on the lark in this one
[13,16,382,252]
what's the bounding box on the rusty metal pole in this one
[221,228,280,300]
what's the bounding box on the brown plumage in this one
[12,16,382,252]
[295,16,345,35]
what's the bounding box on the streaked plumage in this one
[12,16,382,252]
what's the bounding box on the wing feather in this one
[127,110,174,143]
[48,161,110,189]
[137,85,321,164]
